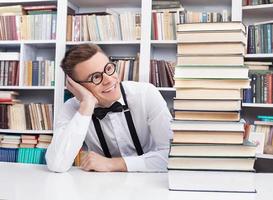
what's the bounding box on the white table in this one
[0,162,273,200]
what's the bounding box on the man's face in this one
[73,52,121,107]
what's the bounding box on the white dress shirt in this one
[46,81,173,172]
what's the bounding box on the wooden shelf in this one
[0,129,53,134]
[242,103,273,108]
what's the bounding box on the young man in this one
[45,44,173,172]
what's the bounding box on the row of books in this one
[179,9,230,24]
[0,147,46,164]
[21,14,57,40]
[243,0,273,6]
[0,61,19,86]
[247,23,273,54]
[0,5,57,40]
[0,103,53,130]
[151,10,178,40]
[0,134,52,149]
[149,59,175,87]
[169,22,256,193]
[110,56,139,82]
[66,12,141,42]
[244,70,273,103]
[23,60,55,86]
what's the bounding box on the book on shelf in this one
[247,23,273,54]
[151,9,179,40]
[168,170,256,193]
[23,60,55,86]
[0,103,53,130]
[109,55,139,82]
[0,52,20,61]
[66,11,141,41]
[0,61,20,86]
[172,130,244,144]
[243,0,273,6]
[178,10,230,24]
[243,70,273,103]
[150,59,175,87]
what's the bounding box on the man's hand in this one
[66,76,98,115]
[80,151,127,172]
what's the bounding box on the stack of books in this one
[169,22,257,193]
[0,134,52,164]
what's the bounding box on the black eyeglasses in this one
[75,62,116,85]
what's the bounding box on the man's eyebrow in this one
[85,73,94,81]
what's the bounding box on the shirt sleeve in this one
[45,98,92,172]
[123,83,173,172]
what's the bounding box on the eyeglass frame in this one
[74,62,117,85]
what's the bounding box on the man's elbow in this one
[45,153,71,173]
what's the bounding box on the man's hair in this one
[60,43,103,78]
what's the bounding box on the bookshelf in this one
[0,1,57,140]
[241,0,273,124]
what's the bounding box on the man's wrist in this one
[109,157,127,172]
[79,101,95,116]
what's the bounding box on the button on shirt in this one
[45,81,173,172]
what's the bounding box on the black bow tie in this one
[93,102,123,120]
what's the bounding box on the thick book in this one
[168,170,256,193]
[173,130,244,144]
[177,55,244,66]
[171,121,245,132]
[174,110,240,121]
[174,99,241,111]
[177,22,246,33]
[177,30,246,44]
[175,88,242,100]
[174,78,250,89]
[168,157,255,171]
[169,143,256,158]
[177,42,246,55]
[175,66,249,79]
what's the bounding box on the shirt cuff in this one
[123,156,147,172]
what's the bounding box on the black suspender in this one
[92,83,144,158]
